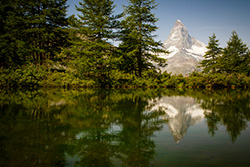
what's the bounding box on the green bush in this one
[1,63,250,88]
[0,64,48,87]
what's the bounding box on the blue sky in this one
[67,0,250,47]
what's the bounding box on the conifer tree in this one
[0,0,28,67]
[220,31,250,74]
[70,0,122,83]
[0,0,69,67]
[200,33,222,73]
[119,0,167,77]
[24,0,69,64]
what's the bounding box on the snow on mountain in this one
[165,46,179,59]
[159,20,207,75]
[148,96,211,143]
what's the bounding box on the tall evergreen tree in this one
[23,0,69,64]
[0,0,69,67]
[220,31,250,74]
[119,0,167,77]
[0,0,27,67]
[200,33,222,73]
[69,0,122,83]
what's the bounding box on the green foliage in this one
[1,1,250,89]
[220,31,250,75]
[201,31,250,76]
[186,72,204,87]
[198,31,250,88]
[0,63,95,88]
[200,31,250,81]
[66,0,122,86]
[119,0,167,77]
[161,74,185,88]
[200,33,222,73]
[0,64,48,87]
[0,0,69,67]
[42,71,96,88]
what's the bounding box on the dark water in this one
[0,88,250,167]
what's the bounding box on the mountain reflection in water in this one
[149,96,211,143]
[0,89,250,167]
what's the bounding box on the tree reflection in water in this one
[0,88,250,166]
[195,89,250,143]
[0,89,166,167]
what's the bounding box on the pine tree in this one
[0,0,69,67]
[24,0,69,64]
[69,0,122,83]
[0,0,28,67]
[200,33,222,73]
[119,0,167,77]
[220,31,250,74]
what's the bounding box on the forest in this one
[1,0,250,88]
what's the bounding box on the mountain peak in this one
[175,19,184,27]
[164,20,191,49]
[159,20,207,75]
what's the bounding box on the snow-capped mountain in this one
[148,96,211,143]
[160,20,207,75]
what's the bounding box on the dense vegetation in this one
[1,0,250,88]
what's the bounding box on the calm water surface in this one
[0,88,250,167]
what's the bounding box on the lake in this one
[1,88,250,167]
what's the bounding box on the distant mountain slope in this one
[159,20,207,75]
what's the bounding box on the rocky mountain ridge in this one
[159,20,207,75]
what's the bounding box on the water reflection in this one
[149,96,211,143]
[0,89,250,166]
[0,89,166,167]
[196,90,250,143]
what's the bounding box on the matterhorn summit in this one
[160,20,207,75]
